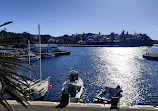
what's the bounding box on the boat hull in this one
[94,85,122,104]
[61,74,84,103]
[28,77,50,100]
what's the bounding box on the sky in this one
[0,0,158,40]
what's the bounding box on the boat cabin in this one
[69,74,79,82]
[31,44,60,53]
[63,85,81,97]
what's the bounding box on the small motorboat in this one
[42,53,54,58]
[61,72,84,103]
[18,53,40,62]
[93,82,123,104]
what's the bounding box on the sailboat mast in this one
[28,39,31,79]
[38,24,42,82]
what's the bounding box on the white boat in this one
[3,27,52,100]
[93,82,123,104]
[4,76,50,100]
[42,53,54,58]
[18,53,40,62]
[61,73,84,103]
[27,77,50,100]
[14,40,40,62]
[26,24,51,100]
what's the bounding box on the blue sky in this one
[0,0,158,40]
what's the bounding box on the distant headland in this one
[0,30,156,47]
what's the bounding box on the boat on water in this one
[143,53,158,61]
[2,25,51,100]
[4,76,50,100]
[26,77,50,100]
[26,24,51,100]
[42,53,54,58]
[31,44,61,53]
[18,53,40,62]
[61,72,84,103]
[93,82,122,104]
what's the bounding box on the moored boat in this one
[41,53,54,58]
[18,53,40,62]
[61,71,84,103]
[26,24,51,100]
[93,82,122,104]
[26,77,50,100]
[1,25,52,101]
[143,53,158,61]
[31,44,60,53]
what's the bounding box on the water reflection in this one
[26,46,158,105]
[90,47,147,105]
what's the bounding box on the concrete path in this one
[0,101,158,111]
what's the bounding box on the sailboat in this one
[26,24,51,100]
[3,26,51,100]
[27,77,50,100]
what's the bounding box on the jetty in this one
[33,51,70,58]
[0,101,158,111]
[143,53,158,61]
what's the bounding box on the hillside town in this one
[50,31,154,46]
[0,30,154,47]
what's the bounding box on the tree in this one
[62,34,70,44]
[41,35,51,43]
[0,30,8,38]
[110,32,115,42]
[120,30,126,41]
[121,30,125,35]
[0,52,34,111]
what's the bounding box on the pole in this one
[38,24,42,82]
[28,39,31,79]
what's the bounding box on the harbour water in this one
[22,46,158,106]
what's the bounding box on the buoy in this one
[48,85,52,89]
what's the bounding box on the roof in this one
[105,81,119,89]
[33,44,58,48]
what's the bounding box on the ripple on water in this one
[21,46,158,105]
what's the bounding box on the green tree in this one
[0,52,33,111]
[120,30,126,41]
[0,30,8,38]
[110,32,115,42]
